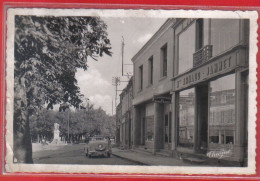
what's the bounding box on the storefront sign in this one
[173,51,238,91]
[153,96,171,104]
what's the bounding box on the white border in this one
[5,8,258,174]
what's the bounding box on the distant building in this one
[116,77,133,149]
[115,102,122,146]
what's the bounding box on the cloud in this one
[136,33,153,44]
[89,94,113,115]
[77,68,110,87]
[76,68,114,115]
[76,68,112,97]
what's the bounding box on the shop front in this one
[132,94,172,154]
[171,18,249,165]
[171,44,248,164]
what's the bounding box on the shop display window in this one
[146,116,154,141]
[178,88,195,148]
[209,74,236,145]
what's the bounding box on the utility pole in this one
[112,99,114,115]
[112,77,120,108]
[122,36,124,76]
[112,76,120,111]
[121,36,133,79]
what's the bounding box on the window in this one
[146,117,154,141]
[209,74,236,145]
[196,19,203,50]
[178,23,196,74]
[139,65,143,91]
[211,19,240,56]
[178,19,204,74]
[148,56,153,85]
[161,44,167,77]
[178,88,195,148]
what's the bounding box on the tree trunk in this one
[13,78,33,163]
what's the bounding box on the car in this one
[84,136,112,158]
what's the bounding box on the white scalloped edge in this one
[4,8,258,175]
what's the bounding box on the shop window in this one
[161,44,167,77]
[178,22,196,74]
[225,130,234,144]
[146,116,154,141]
[226,136,234,144]
[209,74,236,145]
[211,19,240,56]
[178,88,195,148]
[210,136,219,144]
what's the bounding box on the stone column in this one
[153,102,164,154]
[171,92,177,151]
[194,87,199,152]
[133,106,141,148]
[235,69,248,163]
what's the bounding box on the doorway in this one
[196,83,209,153]
[141,117,145,145]
[164,112,172,150]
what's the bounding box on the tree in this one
[14,15,112,163]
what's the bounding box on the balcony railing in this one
[193,45,213,67]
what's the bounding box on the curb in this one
[112,153,149,166]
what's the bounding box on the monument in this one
[51,123,64,144]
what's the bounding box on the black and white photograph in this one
[5,9,257,174]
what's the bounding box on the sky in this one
[75,17,166,115]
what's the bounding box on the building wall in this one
[132,19,176,106]
[116,103,122,145]
[117,78,133,149]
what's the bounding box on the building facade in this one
[117,77,133,149]
[115,102,122,146]
[131,18,249,165]
[132,19,176,154]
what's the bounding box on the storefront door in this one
[164,112,172,150]
[141,117,145,145]
[196,83,208,153]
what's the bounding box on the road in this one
[32,143,138,165]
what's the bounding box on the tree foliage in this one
[15,15,112,111]
[14,15,112,163]
[30,106,116,143]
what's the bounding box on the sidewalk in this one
[112,148,191,166]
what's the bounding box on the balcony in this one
[193,45,213,67]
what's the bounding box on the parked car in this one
[84,136,112,158]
